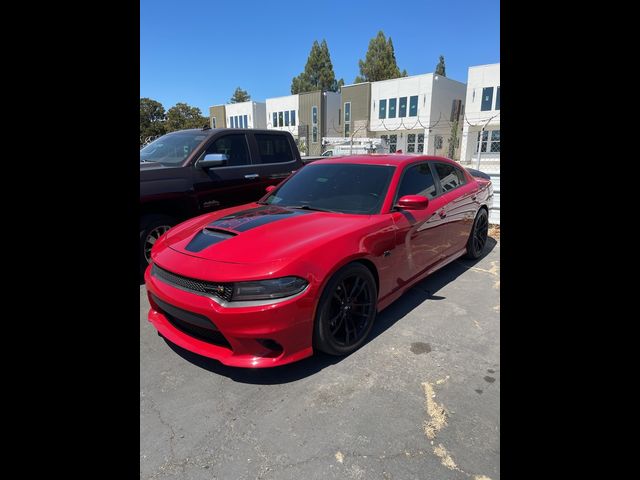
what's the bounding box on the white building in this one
[266,94,299,138]
[459,63,500,168]
[369,73,466,157]
[223,101,267,129]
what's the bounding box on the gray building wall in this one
[209,105,226,128]
[340,82,372,137]
[299,91,323,156]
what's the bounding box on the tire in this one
[465,208,489,259]
[313,263,377,356]
[140,214,175,272]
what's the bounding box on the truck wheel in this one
[140,214,175,272]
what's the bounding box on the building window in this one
[244,115,248,128]
[272,112,277,128]
[409,96,418,117]
[379,99,387,119]
[399,97,407,117]
[381,134,388,150]
[477,131,488,152]
[211,117,216,128]
[285,110,290,126]
[495,87,500,110]
[417,133,424,152]
[389,134,397,152]
[344,102,351,137]
[407,134,416,153]
[312,106,318,143]
[434,135,443,150]
[388,98,397,118]
[481,87,494,111]
[290,110,296,126]
[490,130,500,152]
[278,112,284,127]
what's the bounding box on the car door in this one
[191,133,259,212]
[432,162,478,257]
[390,161,450,283]
[249,132,301,193]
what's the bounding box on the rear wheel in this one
[313,263,377,356]
[140,214,175,272]
[465,208,489,259]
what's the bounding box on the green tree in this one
[354,31,406,83]
[230,87,251,103]
[448,119,459,159]
[291,39,344,94]
[166,103,208,132]
[140,97,166,144]
[435,55,446,76]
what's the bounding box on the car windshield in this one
[264,163,395,214]
[140,131,209,165]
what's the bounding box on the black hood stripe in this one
[207,205,313,233]
[185,230,234,252]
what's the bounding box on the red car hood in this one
[162,203,374,264]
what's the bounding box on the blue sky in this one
[140,0,499,114]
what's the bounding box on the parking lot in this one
[140,238,500,480]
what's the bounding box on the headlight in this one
[232,276,308,301]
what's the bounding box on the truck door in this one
[192,133,260,211]
[249,133,301,193]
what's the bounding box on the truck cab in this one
[140,128,302,270]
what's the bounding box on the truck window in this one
[255,134,295,164]
[203,134,250,166]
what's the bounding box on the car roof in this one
[308,154,462,168]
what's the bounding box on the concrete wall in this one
[265,94,299,137]
[324,91,341,137]
[428,76,467,158]
[299,91,323,156]
[209,105,226,128]
[341,82,371,138]
[224,101,266,128]
[460,63,500,164]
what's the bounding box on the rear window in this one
[434,162,466,192]
[255,135,294,164]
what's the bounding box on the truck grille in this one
[151,263,233,302]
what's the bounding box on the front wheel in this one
[465,208,489,259]
[313,263,377,356]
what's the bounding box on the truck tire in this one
[140,214,175,273]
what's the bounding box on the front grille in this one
[151,263,233,302]
[151,294,232,349]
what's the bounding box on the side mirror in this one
[265,185,277,193]
[396,195,429,210]
[199,153,229,168]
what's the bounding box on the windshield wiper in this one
[285,204,339,213]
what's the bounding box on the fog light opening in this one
[257,339,283,357]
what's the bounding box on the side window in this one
[203,134,250,167]
[255,134,294,164]
[397,163,437,200]
[434,163,465,192]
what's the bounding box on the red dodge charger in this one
[144,155,492,367]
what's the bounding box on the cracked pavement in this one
[140,239,500,479]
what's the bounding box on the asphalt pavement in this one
[140,239,500,480]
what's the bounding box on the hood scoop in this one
[185,227,236,253]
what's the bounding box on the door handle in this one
[244,174,259,179]
[439,210,447,218]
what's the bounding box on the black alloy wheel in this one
[314,263,377,356]
[466,208,489,259]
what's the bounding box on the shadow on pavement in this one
[160,237,498,385]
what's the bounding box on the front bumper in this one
[144,264,316,368]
